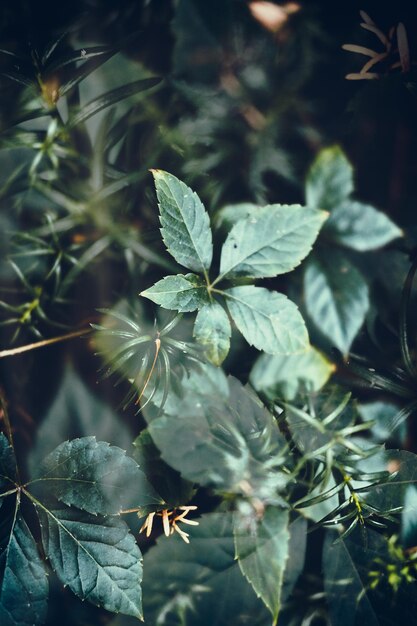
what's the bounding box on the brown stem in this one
[0,328,88,359]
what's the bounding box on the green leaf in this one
[401,485,417,549]
[68,77,161,128]
[28,365,132,473]
[358,402,405,443]
[225,286,309,355]
[44,45,112,74]
[133,430,193,512]
[38,505,143,619]
[323,529,417,625]
[323,530,381,626]
[234,507,290,623]
[250,346,334,401]
[219,204,327,280]
[152,170,213,273]
[143,512,270,626]
[304,250,369,353]
[147,376,289,504]
[143,361,230,423]
[58,50,116,98]
[32,436,162,515]
[0,510,48,626]
[325,201,403,251]
[364,450,417,512]
[140,274,209,312]
[193,301,231,365]
[281,517,307,602]
[306,145,354,210]
[0,433,17,497]
[214,202,260,229]
[285,387,354,456]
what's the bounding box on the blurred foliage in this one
[1,1,417,625]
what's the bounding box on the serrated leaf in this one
[0,510,48,626]
[28,365,132,473]
[234,506,290,623]
[147,376,289,504]
[68,77,161,128]
[325,201,402,251]
[0,433,17,497]
[32,437,163,515]
[250,346,334,401]
[143,512,270,626]
[219,204,326,280]
[152,170,213,273]
[304,251,369,353]
[214,202,260,229]
[225,286,309,355]
[141,273,209,312]
[193,301,231,365]
[306,146,353,210]
[38,505,143,619]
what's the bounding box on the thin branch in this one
[0,328,88,359]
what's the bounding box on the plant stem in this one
[0,328,88,359]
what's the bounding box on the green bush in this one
[1,2,417,625]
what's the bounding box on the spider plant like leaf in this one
[44,45,113,76]
[58,49,117,98]
[67,76,162,128]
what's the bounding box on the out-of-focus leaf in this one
[219,204,326,280]
[325,201,402,251]
[58,49,116,98]
[304,250,369,353]
[323,529,381,626]
[32,437,163,515]
[143,361,230,422]
[44,46,112,75]
[143,512,270,626]
[38,504,143,619]
[281,517,307,603]
[0,509,48,626]
[306,146,353,211]
[285,387,354,456]
[358,402,405,443]
[225,285,309,355]
[147,376,289,504]
[133,430,193,512]
[323,528,417,625]
[28,365,132,473]
[141,274,209,312]
[364,450,417,512]
[152,170,213,273]
[234,506,290,622]
[193,301,231,365]
[401,485,417,549]
[68,77,161,128]
[250,346,334,401]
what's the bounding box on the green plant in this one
[1,3,417,626]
